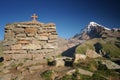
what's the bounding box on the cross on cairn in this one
[31,13,38,21]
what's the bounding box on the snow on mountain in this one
[72,21,117,40]
[88,22,111,31]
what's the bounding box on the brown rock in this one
[27,33,34,37]
[74,54,86,63]
[16,33,26,37]
[28,65,43,71]
[48,40,57,43]
[4,32,14,39]
[22,44,41,50]
[25,27,37,34]
[11,44,22,50]
[49,35,57,40]
[35,35,48,40]
[11,54,32,60]
[17,40,30,44]
[13,28,24,33]
[3,50,27,54]
[86,49,101,58]
[4,54,12,61]
[43,43,55,49]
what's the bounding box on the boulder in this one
[74,54,86,63]
[86,49,101,58]
[55,58,65,67]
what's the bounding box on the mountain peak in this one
[88,21,111,30]
[72,22,114,40]
[89,21,98,26]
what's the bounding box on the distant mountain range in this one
[72,22,120,40]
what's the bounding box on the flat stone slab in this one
[102,60,120,69]
[67,68,93,76]
[28,65,43,72]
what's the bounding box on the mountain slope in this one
[76,38,120,58]
[72,22,120,59]
[72,22,120,40]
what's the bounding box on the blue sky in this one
[0,0,120,40]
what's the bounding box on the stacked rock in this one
[3,14,58,60]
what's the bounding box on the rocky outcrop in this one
[74,54,86,63]
[86,49,101,58]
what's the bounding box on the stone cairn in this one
[3,13,58,61]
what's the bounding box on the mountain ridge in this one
[72,21,120,40]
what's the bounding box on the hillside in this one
[76,38,120,58]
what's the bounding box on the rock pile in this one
[3,14,58,61]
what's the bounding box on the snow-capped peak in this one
[89,22,98,26]
[88,21,111,30]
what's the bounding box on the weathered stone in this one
[74,54,86,63]
[25,27,37,34]
[4,54,12,60]
[67,68,93,76]
[102,60,120,69]
[49,35,57,39]
[35,35,48,40]
[28,49,54,54]
[3,40,16,46]
[13,28,24,33]
[11,54,32,60]
[17,40,30,44]
[11,44,22,50]
[21,70,29,76]
[0,73,12,80]
[48,40,57,43]
[3,46,11,50]
[22,44,41,50]
[16,33,26,37]
[28,65,43,71]
[2,69,10,73]
[18,37,33,41]
[3,50,27,54]
[4,32,14,39]
[17,66,25,72]
[45,23,56,28]
[15,75,24,80]
[27,33,34,37]
[55,58,65,67]
[5,25,13,30]
[86,49,101,58]
[43,43,55,49]
[32,40,42,44]
[39,33,49,36]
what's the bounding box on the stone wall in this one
[3,21,58,60]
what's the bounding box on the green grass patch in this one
[0,62,4,66]
[41,70,55,80]
[75,38,120,58]
[73,58,98,72]
[76,43,94,54]
[101,43,120,58]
